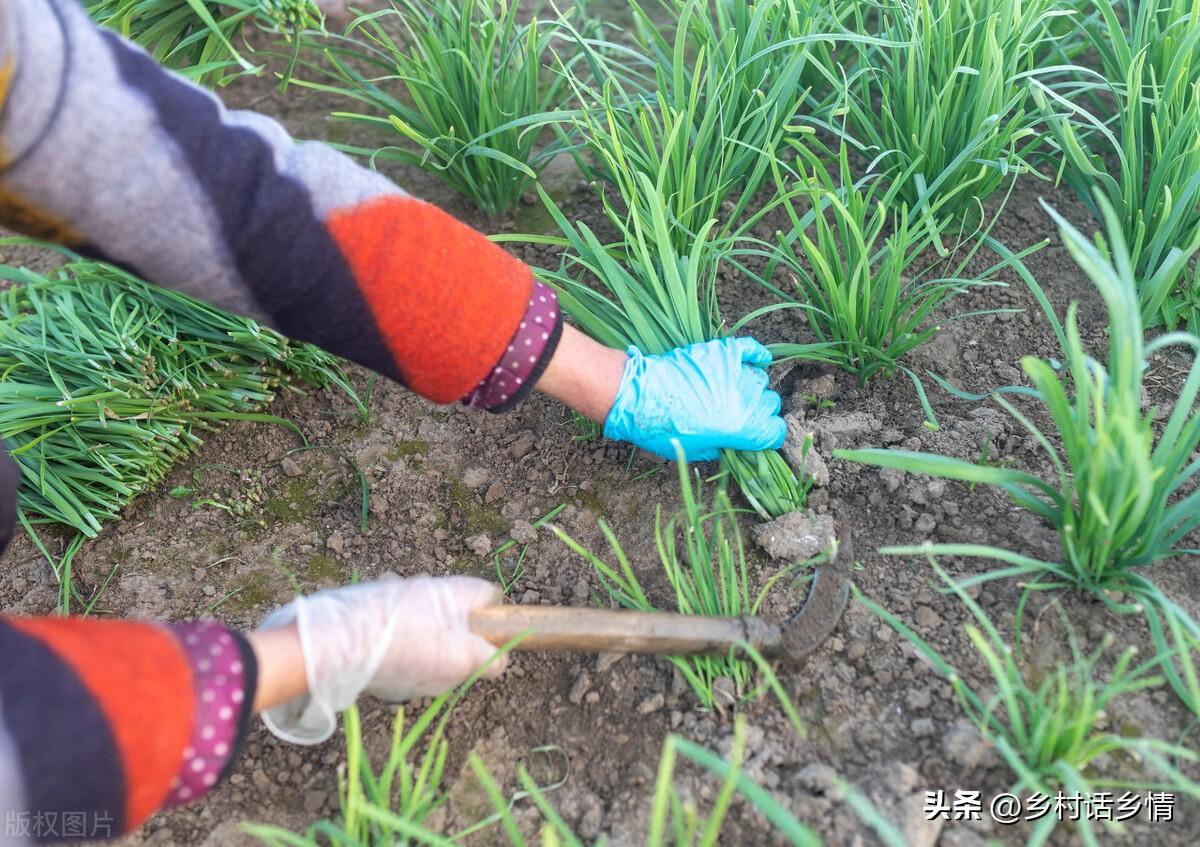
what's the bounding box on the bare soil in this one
[3,19,1198,847]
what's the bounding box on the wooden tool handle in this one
[469,605,783,657]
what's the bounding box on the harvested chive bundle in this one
[0,259,363,538]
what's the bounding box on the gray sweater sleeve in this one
[0,0,557,408]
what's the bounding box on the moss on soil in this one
[386,439,431,461]
[231,569,276,611]
[448,480,508,535]
[302,552,341,584]
[449,555,488,578]
[263,472,355,525]
[576,489,607,516]
[264,476,319,523]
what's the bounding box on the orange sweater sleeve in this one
[0,616,257,840]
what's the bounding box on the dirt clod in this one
[794,763,840,795]
[914,605,942,630]
[280,457,303,477]
[859,763,943,847]
[879,466,905,493]
[462,467,489,489]
[596,652,625,674]
[711,677,737,709]
[782,414,830,487]
[568,671,591,705]
[943,718,990,770]
[637,692,665,714]
[466,534,492,557]
[509,519,538,545]
[510,431,536,459]
[810,411,881,449]
[752,511,836,562]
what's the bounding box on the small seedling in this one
[570,411,603,443]
[801,394,835,410]
[489,504,566,595]
[494,546,528,596]
[859,557,1199,847]
[553,453,815,709]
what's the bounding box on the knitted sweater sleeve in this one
[0,616,258,843]
[0,0,560,410]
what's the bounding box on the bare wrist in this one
[535,324,628,424]
[247,624,309,713]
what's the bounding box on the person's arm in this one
[0,615,258,840]
[0,0,556,413]
[0,0,785,460]
[0,576,503,842]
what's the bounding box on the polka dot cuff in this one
[463,280,562,412]
[163,622,257,807]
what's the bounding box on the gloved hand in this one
[603,337,786,461]
[259,575,505,745]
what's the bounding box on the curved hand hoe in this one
[469,533,854,664]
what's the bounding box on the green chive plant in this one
[1033,0,1200,329]
[1083,0,1200,105]
[243,705,825,844]
[245,646,517,847]
[0,257,362,541]
[304,0,583,217]
[249,713,825,847]
[552,454,817,709]
[86,0,323,83]
[742,145,1038,423]
[241,625,906,845]
[555,46,786,256]
[442,717,826,847]
[245,704,450,847]
[553,0,839,246]
[859,559,1200,847]
[837,199,1200,714]
[832,0,1069,222]
[699,0,852,110]
[513,173,831,517]
[632,0,851,115]
[244,653,910,845]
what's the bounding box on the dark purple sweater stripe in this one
[0,621,127,837]
[98,31,401,385]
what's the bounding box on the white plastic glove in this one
[259,575,505,745]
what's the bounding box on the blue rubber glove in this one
[603,338,786,461]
